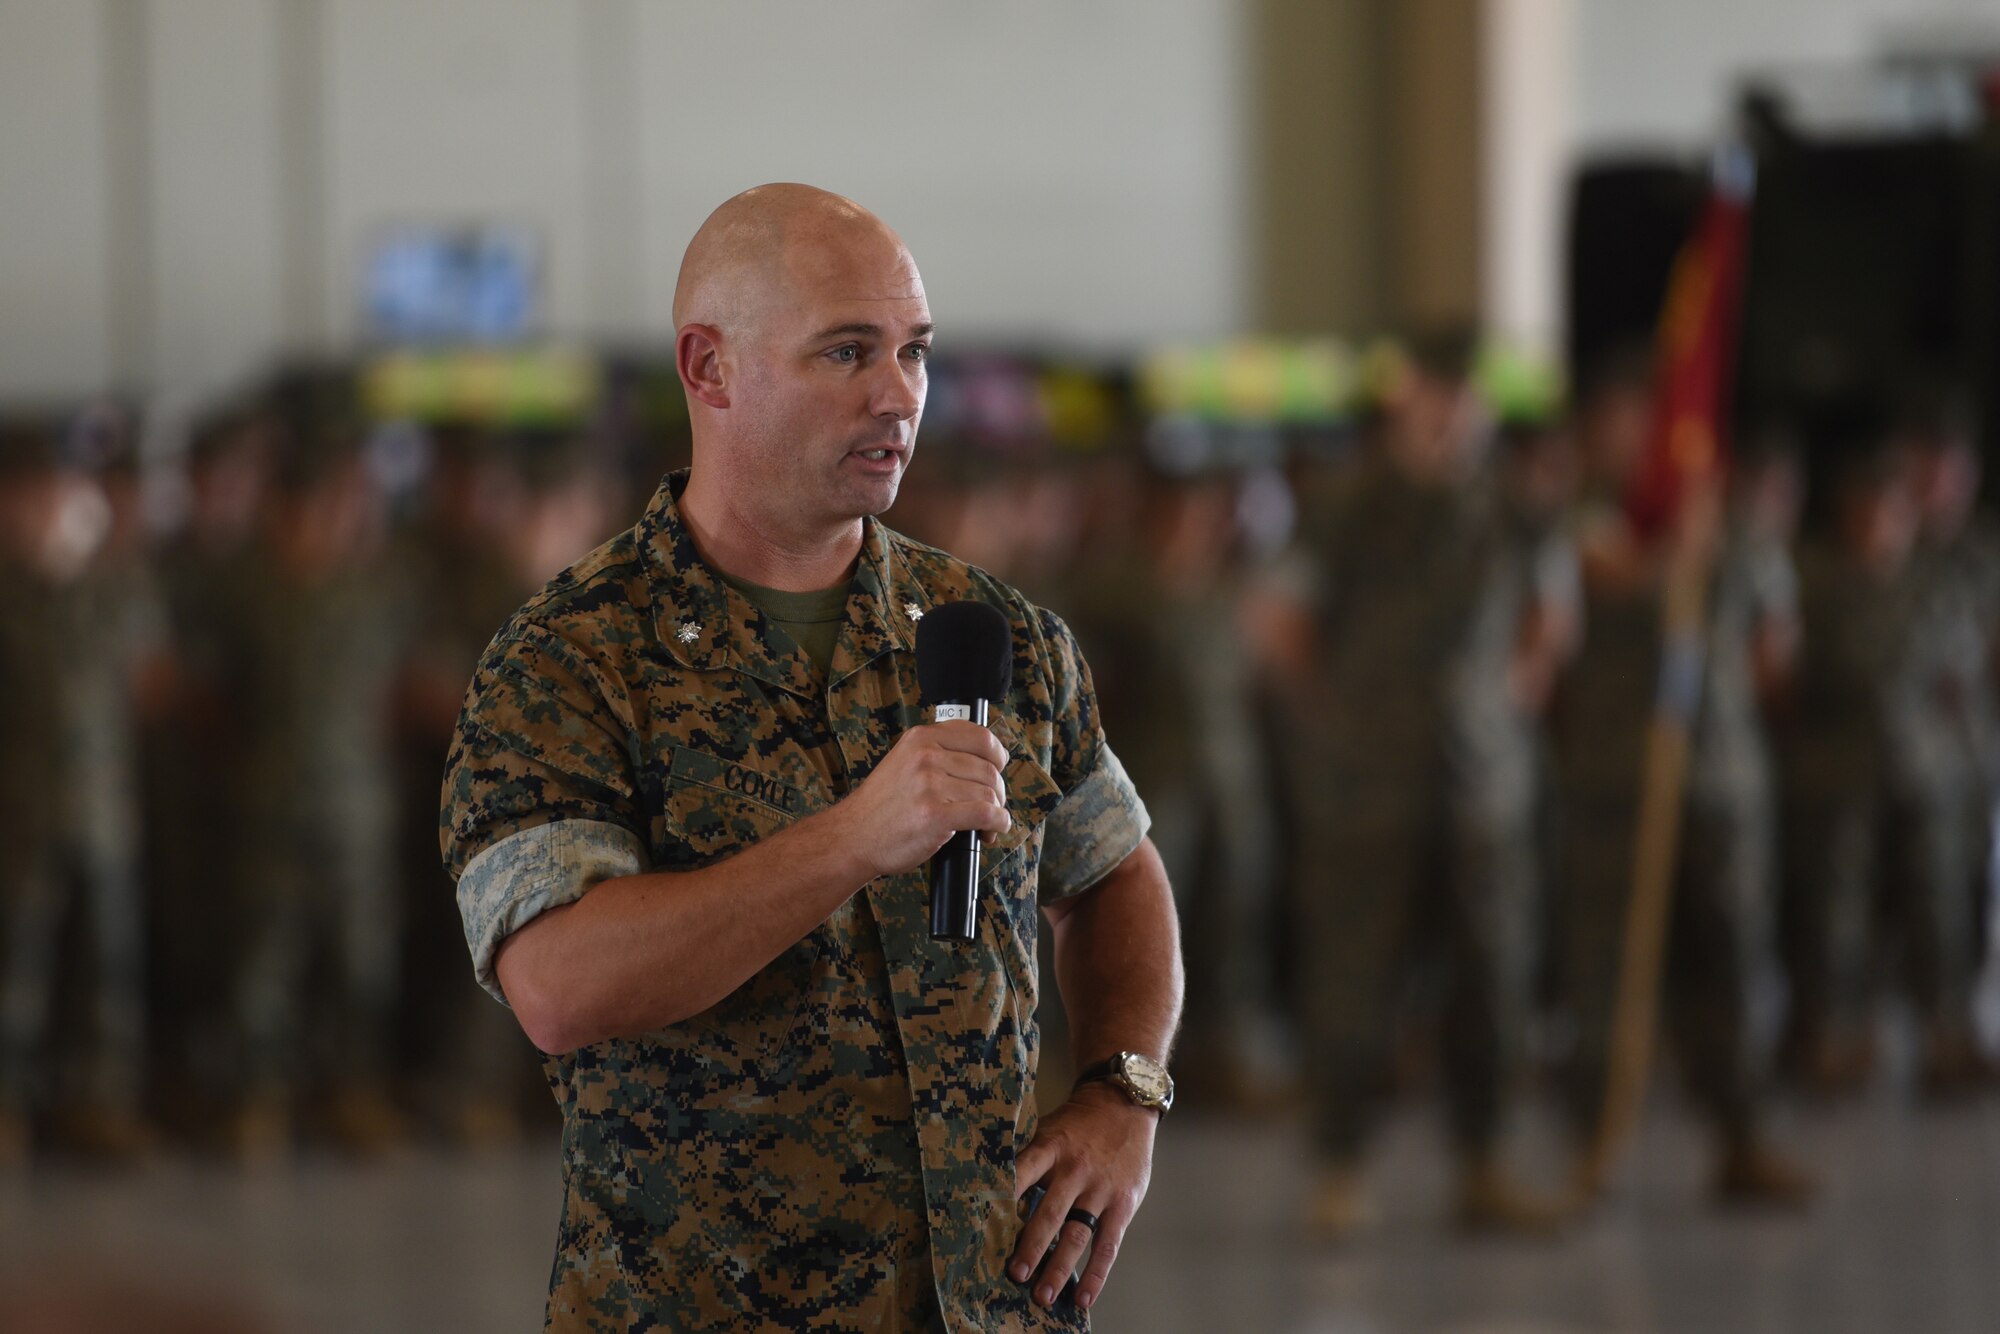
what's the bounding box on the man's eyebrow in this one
[807,321,937,342]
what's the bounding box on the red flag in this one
[1624,156,1754,539]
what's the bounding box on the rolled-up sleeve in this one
[1039,742,1150,902]
[1034,608,1152,903]
[457,819,648,1004]
[440,620,646,1002]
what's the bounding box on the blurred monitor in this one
[362,225,539,344]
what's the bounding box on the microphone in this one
[916,600,1014,942]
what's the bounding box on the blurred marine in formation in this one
[1068,451,1285,1103]
[1553,353,1810,1207]
[220,381,410,1157]
[391,421,568,1143]
[1781,390,1996,1097]
[1288,333,1569,1236]
[1898,385,1999,1092]
[0,413,160,1163]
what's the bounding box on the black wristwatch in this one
[1073,1051,1174,1116]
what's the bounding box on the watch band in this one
[1073,1057,1118,1087]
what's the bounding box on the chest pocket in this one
[664,744,814,848]
[649,746,819,1084]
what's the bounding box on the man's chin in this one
[835,466,905,518]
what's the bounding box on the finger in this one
[1032,1203,1101,1309]
[930,748,1006,794]
[1008,1173,1079,1287]
[935,768,1008,812]
[928,722,1013,773]
[1014,1140,1057,1200]
[941,796,1010,836]
[1070,1195,1136,1312]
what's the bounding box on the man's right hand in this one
[832,721,1012,881]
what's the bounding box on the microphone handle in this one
[929,830,982,941]
[929,698,991,942]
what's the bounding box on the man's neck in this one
[679,471,863,592]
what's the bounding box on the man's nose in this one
[873,361,923,420]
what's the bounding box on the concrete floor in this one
[0,1088,1994,1333]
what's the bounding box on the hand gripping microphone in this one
[916,600,1014,942]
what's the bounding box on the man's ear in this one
[677,325,729,409]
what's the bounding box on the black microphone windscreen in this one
[917,600,1014,702]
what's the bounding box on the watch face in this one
[1116,1053,1173,1106]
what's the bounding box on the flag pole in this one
[1577,146,1756,1199]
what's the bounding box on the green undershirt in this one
[719,570,851,674]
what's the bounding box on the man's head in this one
[1378,327,1487,485]
[673,184,931,539]
[1573,341,1657,493]
[1890,378,1982,542]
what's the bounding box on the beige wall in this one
[5,0,1976,399]
[0,0,1254,398]
[0,0,115,396]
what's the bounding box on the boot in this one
[220,1091,291,1166]
[1920,1024,1995,1101]
[1713,1133,1815,1209]
[1782,1025,1875,1097]
[1455,1153,1570,1235]
[0,1103,28,1169]
[448,1097,523,1151]
[53,1104,156,1163]
[1302,1163,1376,1241]
[321,1084,408,1156]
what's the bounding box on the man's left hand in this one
[1010,1082,1157,1311]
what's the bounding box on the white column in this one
[1480,0,1576,358]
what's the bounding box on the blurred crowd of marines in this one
[1,342,1995,1243]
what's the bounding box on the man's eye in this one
[830,345,860,364]
[905,344,930,363]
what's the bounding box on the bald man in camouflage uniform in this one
[443,186,1182,1331]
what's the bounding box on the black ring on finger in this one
[1064,1207,1099,1234]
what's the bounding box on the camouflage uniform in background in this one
[441,472,1149,1331]
[1069,553,1280,1082]
[143,416,270,1110]
[0,554,69,1124]
[1779,542,1927,1069]
[393,522,541,1127]
[228,548,410,1101]
[147,528,265,1111]
[1296,460,1529,1163]
[48,550,163,1117]
[1552,507,1794,1138]
[1906,515,2000,1007]
[1441,495,1578,1145]
[1671,523,1796,1135]
[1547,500,1657,1133]
[1176,569,1283,1064]
[0,526,160,1128]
